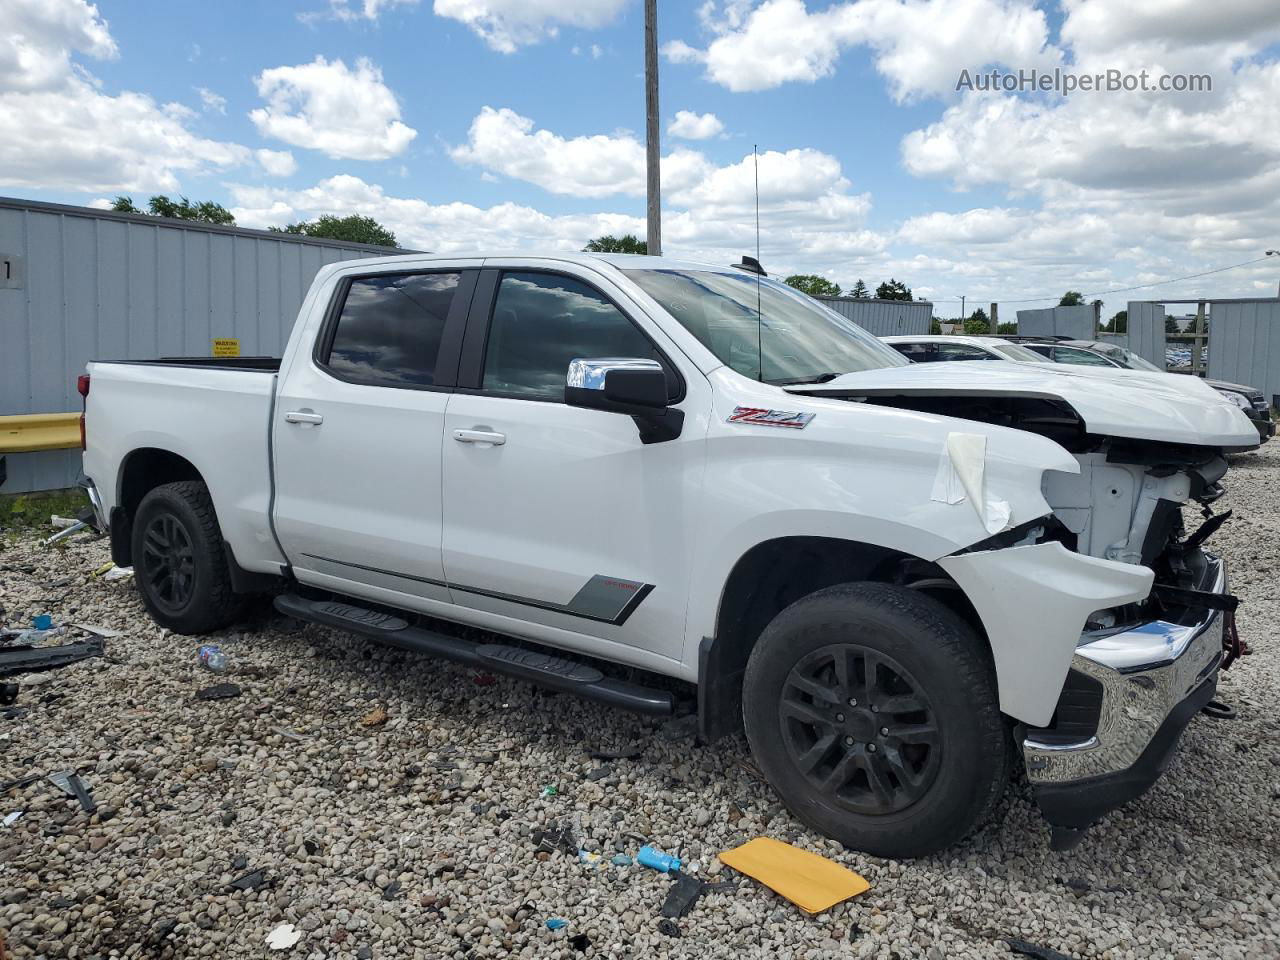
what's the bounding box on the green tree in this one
[1165,315,1182,333]
[849,279,869,299]
[997,322,1017,335]
[583,234,647,254]
[111,194,236,225]
[1103,310,1127,333]
[928,317,942,334]
[964,308,990,335]
[274,214,398,247]
[875,279,913,301]
[784,274,842,297]
[1059,290,1084,306]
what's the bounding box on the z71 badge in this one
[727,407,815,429]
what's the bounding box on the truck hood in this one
[786,361,1260,448]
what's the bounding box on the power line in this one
[931,253,1277,305]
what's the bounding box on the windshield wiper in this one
[769,372,844,385]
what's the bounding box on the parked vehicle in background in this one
[81,254,1260,856]
[882,334,1048,364]
[1023,340,1274,443]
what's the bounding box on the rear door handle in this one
[284,411,324,425]
[452,428,506,446]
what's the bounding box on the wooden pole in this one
[644,0,662,256]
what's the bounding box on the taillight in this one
[78,374,90,450]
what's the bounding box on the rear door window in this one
[934,343,993,361]
[324,272,461,387]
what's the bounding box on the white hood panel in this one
[790,362,1259,448]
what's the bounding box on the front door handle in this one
[284,410,324,425]
[452,428,506,446]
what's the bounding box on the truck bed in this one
[82,359,287,574]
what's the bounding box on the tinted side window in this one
[483,272,663,401]
[1055,347,1114,366]
[890,342,935,362]
[934,343,991,361]
[325,272,460,387]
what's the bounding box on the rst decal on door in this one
[727,407,816,429]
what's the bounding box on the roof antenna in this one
[754,144,763,381]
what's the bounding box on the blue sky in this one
[4,0,1280,317]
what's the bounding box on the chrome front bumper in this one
[1024,556,1225,786]
[81,478,109,532]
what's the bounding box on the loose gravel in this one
[2,447,1278,960]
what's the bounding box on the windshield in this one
[1118,350,1162,372]
[624,268,908,383]
[992,343,1049,362]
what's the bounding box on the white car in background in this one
[882,334,1059,364]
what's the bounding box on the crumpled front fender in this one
[938,542,1154,726]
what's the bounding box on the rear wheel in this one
[131,481,244,634]
[742,582,1007,858]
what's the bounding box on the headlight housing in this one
[1216,389,1252,411]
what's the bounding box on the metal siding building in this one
[0,197,401,493]
[1206,299,1280,404]
[1015,305,1097,340]
[814,296,933,337]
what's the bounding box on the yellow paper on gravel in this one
[718,837,870,914]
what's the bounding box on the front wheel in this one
[742,582,1008,858]
[131,481,244,635]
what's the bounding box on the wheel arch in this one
[110,447,205,567]
[697,535,987,742]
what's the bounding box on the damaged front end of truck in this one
[792,368,1256,848]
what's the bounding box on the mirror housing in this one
[565,358,683,444]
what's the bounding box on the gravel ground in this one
[2,449,1278,960]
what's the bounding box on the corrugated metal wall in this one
[1126,301,1167,367]
[0,197,400,493]
[1207,299,1280,404]
[1015,305,1096,340]
[815,296,933,337]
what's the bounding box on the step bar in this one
[274,593,675,716]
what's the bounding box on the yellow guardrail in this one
[0,413,81,453]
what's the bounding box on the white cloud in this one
[256,148,298,177]
[667,0,1059,101]
[1060,0,1280,54]
[668,110,724,140]
[433,0,629,53]
[301,0,421,23]
[0,0,249,193]
[0,0,116,93]
[250,56,417,161]
[197,86,226,114]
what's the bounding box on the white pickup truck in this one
[80,253,1258,856]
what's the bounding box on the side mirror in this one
[565,358,683,444]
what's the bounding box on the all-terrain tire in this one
[742,581,1008,858]
[131,480,245,635]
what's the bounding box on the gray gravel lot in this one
[2,447,1278,960]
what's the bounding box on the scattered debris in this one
[382,879,402,901]
[43,520,90,546]
[0,632,104,681]
[2,811,22,827]
[587,744,643,761]
[49,515,80,530]
[532,824,577,856]
[229,868,268,892]
[637,845,681,874]
[0,774,40,793]
[657,919,681,937]
[577,850,602,869]
[472,671,497,686]
[610,854,633,867]
[91,563,133,582]
[545,917,568,931]
[48,771,97,814]
[195,682,242,701]
[270,726,313,740]
[67,622,124,638]
[265,923,302,950]
[661,873,707,918]
[198,644,228,673]
[586,764,613,781]
[1202,699,1237,720]
[1004,938,1077,960]
[361,705,388,727]
[539,784,558,798]
[569,933,591,951]
[718,837,869,914]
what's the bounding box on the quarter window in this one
[482,272,664,401]
[325,272,460,387]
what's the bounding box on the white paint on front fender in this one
[937,542,1154,726]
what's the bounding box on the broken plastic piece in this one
[610,853,633,866]
[577,849,602,868]
[101,565,133,582]
[540,784,558,798]
[229,868,267,891]
[569,933,591,951]
[48,771,97,814]
[660,873,706,918]
[265,923,302,950]
[657,918,680,938]
[195,682,241,701]
[545,918,568,931]
[718,837,869,915]
[930,432,1012,534]
[637,845,681,873]
[1004,938,1075,960]
[2,811,22,827]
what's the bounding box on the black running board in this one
[274,594,675,716]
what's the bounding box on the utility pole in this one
[644,0,662,256]
[960,296,966,326]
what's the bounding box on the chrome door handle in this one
[284,411,324,425]
[452,428,506,446]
